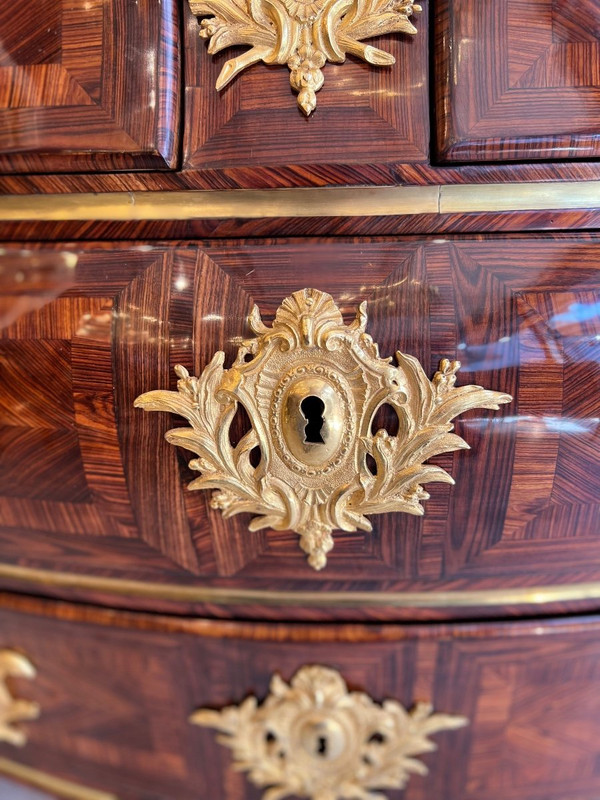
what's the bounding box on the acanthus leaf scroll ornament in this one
[0,650,40,747]
[187,0,422,115]
[190,665,468,800]
[134,289,512,571]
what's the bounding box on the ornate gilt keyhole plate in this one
[190,665,468,800]
[188,0,422,115]
[134,288,512,570]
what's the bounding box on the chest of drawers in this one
[0,2,600,799]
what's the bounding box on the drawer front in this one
[182,0,429,184]
[1,597,600,800]
[436,0,600,163]
[0,236,599,619]
[0,0,180,173]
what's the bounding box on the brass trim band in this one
[0,758,118,800]
[1,564,600,609]
[0,182,599,221]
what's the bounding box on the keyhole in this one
[316,736,328,757]
[301,396,325,444]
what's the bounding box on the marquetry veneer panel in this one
[0,0,180,172]
[2,598,600,800]
[436,0,600,162]
[182,0,429,187]
[0,236,599,618]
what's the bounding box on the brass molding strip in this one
[441,181,600,213]
[0,187,439,221]
[0,758,118,800]
[0,181,599,221]
[1,564,600,609]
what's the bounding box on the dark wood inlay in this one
[436,0,600,162]
[0,0,180,173]
[0,236,598,620]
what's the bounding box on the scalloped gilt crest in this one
[188,0,422,114]
[134,288,512,571]
[190,665,468,800]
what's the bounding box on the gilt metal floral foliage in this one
[0,650,39,747]
[134,289,512,571]
[191,665,468,800]
[188,0,422,114]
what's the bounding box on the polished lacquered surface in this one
[0,235,599,620]
[1,0,600,185]
[436,0,600,162]
[2,596,600,800]
[0,0,180,172]
[183,0,430,184]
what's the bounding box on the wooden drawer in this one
[435,0,600,163]
[1,2,600,191]
[1,595,600,800]
[182,0,430,184]
[3,2,600,190]
[184,0,600,182]
[0,235,599,621]
[0,0,180,173]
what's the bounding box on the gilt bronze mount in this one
[188,0,422,115]
[191,664,467,800]
[135,288,512,570]
[0,650,39,747]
